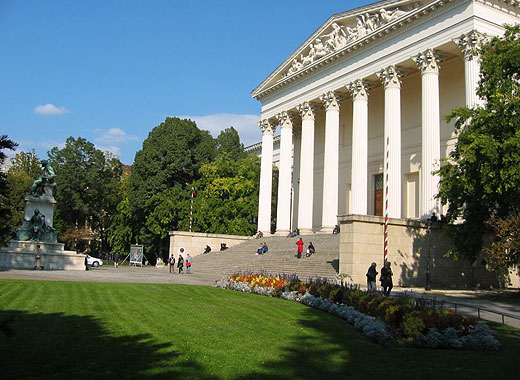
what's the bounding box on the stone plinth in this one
[0,241,85,270]
[338,214,505,289]
[169,231,252,258]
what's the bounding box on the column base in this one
[319,226,334,234]
[298,228,315,235]
[274,230,290,236]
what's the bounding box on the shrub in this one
[329,287,344,303]
[402,312,426,339]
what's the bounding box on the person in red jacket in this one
[296,238,304,259]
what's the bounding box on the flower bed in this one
[214,273,500,350]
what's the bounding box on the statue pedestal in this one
[0,241,85,270]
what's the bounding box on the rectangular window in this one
[406,172,419,218]
[374,173,383,216]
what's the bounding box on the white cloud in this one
[92,127,140,159]
[93,127,139,145]
[180,113,261,147]
[34,103,70,116]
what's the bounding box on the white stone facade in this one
[251,0,519,235]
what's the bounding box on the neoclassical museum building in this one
[253,0,518,233]
[251,0,520,286]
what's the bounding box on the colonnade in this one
[257,31,487,235]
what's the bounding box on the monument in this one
[0,160,85,270]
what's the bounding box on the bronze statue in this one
[28,160,56,198]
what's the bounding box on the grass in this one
[0,279,519,380]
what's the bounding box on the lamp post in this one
[425,220,432,291]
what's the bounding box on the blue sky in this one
[0,0,373,164]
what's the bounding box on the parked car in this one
[86,255,103,267]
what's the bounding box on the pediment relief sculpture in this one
[282,5,418,78]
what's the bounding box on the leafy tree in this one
[48,137,123,254]
[5,151,42,234]
[216,127,246,160]
[438,25,520,269]
[129,117,216,262]
[191,154,262,236]
[108,174,134,255]
[0,135,18,244]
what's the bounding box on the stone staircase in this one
[191,234,340,282]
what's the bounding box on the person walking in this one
[34,244,42,270]
[113,252,120,268]
[178,249,185,274]
[366,262,378,291]
[186,254,192,274]
[106,252,111,265]
[380,262,393,296]
[168,254,176,273]
[296,238,304,259]
[84,253,89,271]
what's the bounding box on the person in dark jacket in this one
[380,262,393,296]
[366,262,378,291]
[178,248,185,273]
[306,242,315,257]
[168,254,176,274]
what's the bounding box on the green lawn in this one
[0,279,518,380]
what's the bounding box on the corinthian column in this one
[319,91,341,232]
[257,119,277,234]
[413,49,443,218]
[454,31,489,108]
[347,80,370,215]
[296,101,318,234]
[275,111,296,235]
[377,65,403,218]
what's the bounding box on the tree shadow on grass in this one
[0,310,212,380]
[233,304,520,380]
[233,306,380,380]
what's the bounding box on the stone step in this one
[191,234,340,281]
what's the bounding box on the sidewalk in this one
[0,266,218,287]
[392,287,520,329]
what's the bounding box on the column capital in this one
[276,111,298,129]
[413,49,444,75]
[259,119,277,135]
[297,101,318,120]
[320,91,342,111]
[377,65,405,89]
[347,79,371,100]
[453,31,490,60]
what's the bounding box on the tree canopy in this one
[437,25,520,270]
[49,137,123,253]
[216,127,246,160]
[0,135,18,245]
[128,117,217,261]
[191,154,260,236]
[5,151,43,237]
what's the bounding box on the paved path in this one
[393,287,520,329]
[0,266,219,286]
[1,267,519,328]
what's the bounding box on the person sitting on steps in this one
[306,242,315,257]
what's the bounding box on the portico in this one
[252,0,518,235]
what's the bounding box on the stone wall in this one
[169,231,252,258]
[0,241,85,270]
[338,214,515,289]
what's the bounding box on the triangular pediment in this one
[252,0,436,99]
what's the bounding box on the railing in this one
[410,295,520,326]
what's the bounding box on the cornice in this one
[252,0,454,100]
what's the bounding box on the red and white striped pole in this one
[383,136,389,263]
[189,187,195,232]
